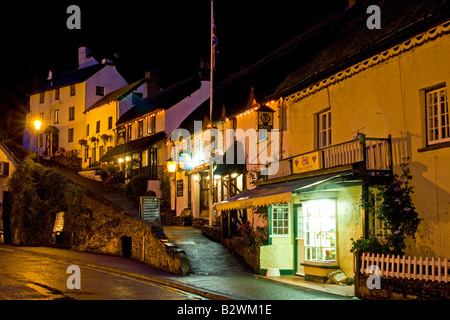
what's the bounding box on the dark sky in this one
[0,0,349,135]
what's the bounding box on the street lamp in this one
[34,120,42,159]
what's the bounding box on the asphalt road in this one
[0,246,204,300]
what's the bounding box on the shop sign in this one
[140,196,160,224]
[177,179,184,197]
[292,151,322,174]
[178,152,192,171]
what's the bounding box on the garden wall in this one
[358,274,450,300]
[72,192,191,275]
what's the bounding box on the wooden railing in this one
[255,134,392,181]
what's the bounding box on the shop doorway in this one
[294,204,305,276]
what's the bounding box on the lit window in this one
[302,199,336,263]
[148,116,156,134]
[318,110,332,148]
[271,204,290,236]
[427,87,449,145]
[54,110,60,124]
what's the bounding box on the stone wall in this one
[223,237,260,274]
[357,274,450,300]
[72,193,190,275]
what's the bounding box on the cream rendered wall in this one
[285,31,450,259]
[336,185,363,278]
[84,65,127,111]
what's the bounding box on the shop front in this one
[216,171,365,282]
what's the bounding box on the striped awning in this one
[214,173,346,211]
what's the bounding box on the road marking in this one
[0,246,207,300]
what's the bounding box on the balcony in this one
[255,134,392,181]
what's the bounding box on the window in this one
[148,116,156,134]
[55,88,60,100]
[86,124,90,136]
[54,110,60,124]
[0,162,10,177]
[39,133,43,147]
[271,204,290,236]
[96,86,105,96]
[84,148,89,163]
[127,124,132,141]
[427,87,449,145]
[148,148,158,180]
[368,188,388,238]
[40,92,45,104]
[318,109,332,148]
[302,199,336,263]
[138,120,144,138]
[108,116,113,130]
[40,112,44,119]
[96,121,100,133]
[68,128,74,143]
[99,146,104,158]
[69,106,75,121]
[70,85,76,96]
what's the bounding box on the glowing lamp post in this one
[34,120,42,159]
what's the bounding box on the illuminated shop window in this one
[302,199,336,263]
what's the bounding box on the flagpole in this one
[209,0,215,226]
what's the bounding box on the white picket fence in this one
[360,253,450,283]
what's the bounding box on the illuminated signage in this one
[292,151,322,174]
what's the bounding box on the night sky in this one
[0,0,348,139]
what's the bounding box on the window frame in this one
[318,109,332,149]
[96,86,105,96]
[96,121,101,133]
[69,106,75,121]
[68,128,74,143]
[54,109,60,124]
[55,88,60,100]
[70,84,76,97]
[426,87,450,145]
[270,204,291,237]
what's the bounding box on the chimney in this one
[78,47,98,69]
[78,47,90,66]
[145,70,161,97]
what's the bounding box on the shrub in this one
[130,174,149,196]
[8,157,86,245]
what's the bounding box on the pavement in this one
[39,160,355,300]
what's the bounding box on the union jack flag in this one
[211,3,218,71]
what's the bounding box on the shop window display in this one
[302,199,336,263]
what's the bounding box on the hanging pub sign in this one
[256,106,275,130]
[140,196,160,224]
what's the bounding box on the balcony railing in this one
[254,134,392,181]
